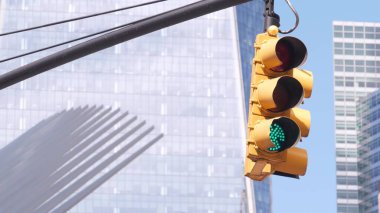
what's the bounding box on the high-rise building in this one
[357,90,380,213]
[235,2,271,213]
[0,0,270,212]
[333,21,380,213]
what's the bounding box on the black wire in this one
[0,11,162,63]
[0,0,169,63]
[0,25,126,63]
[0,16,156,63]
[0,0,167,37]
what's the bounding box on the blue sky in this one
[270,0,380,212]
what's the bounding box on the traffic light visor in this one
[274,37,307,71]
[290,108,311,137]
[257,76,304,112]
[261,36,307,72]
[274,147,308,176]
[253,117,301,153]
[292,68,313,98]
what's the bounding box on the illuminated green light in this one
[268,123,286,152]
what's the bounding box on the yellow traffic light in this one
[244,26,313,181]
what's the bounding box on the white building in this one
[333,21,380,213]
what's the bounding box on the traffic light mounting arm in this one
[0,0,251,90]
[264,0,280,31]
[264,0,300,34]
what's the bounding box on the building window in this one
[355,26,364,32]
[355,33,364,38]
[334,32,343,38]
[344,32,353,38]
[334,25,343,31]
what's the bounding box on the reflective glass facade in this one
[357,90,380,213]
[236,2,271,213]
[333,21,380,213]
[0,0,269,212]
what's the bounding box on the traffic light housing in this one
[244,26,313,181]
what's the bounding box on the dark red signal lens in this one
[272,37,307,72]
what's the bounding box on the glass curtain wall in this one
[357,90,380,213]
[0,0,268,212]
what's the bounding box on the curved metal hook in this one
[279,0,299,34]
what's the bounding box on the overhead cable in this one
[0,0,167,37]
[0,1,170,63]
[0,23,131,63]
[0,0,251,90]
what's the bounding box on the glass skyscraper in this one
[235,3,271,213]
[357,90,380,213]
[333,21,380,213]
[0,0,270,212]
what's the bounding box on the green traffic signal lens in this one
[267,117,300,152]
[269,123,286,151]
